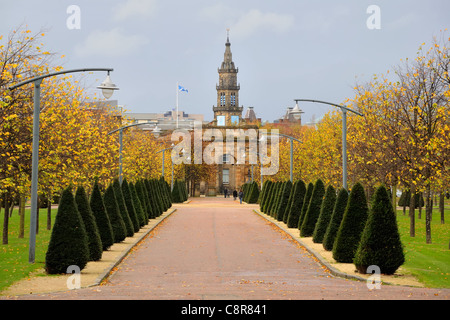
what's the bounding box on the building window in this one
[223,169,229,184]
[220,93,225,106]
[231,115,239,125]
[231,93,236,106]
[223,154,232,164]
[217,115,225,126]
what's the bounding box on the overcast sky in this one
[2,0,449,123]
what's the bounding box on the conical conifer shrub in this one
[286,180,306,228]
[45,187,89,274]
[298,182,314,229]
[300,179,325,237]
[90,180,114,251]
[332,182,368,263]
[171,179,182,203]
[276,180,292,221]
[322,188,348,251]
[262,181,276,213]
[313,185,336,243]
[259,181,271,212]
[113,179,134,237]
[354,185,405,274]
[145,179,159,218]
[283,180,297,223]
[75,186,103,261]
[135,180,149,221]
[121,179,140,233]
[130,181,146,227]
[247,181,260,204]
[104,184,127,243]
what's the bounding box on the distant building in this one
[274,106,303,125]
[124,110,205,131]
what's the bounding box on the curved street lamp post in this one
[293,99,363,190]
[108,122,161,184]
[260,132,302,182]
[8,68,118,263]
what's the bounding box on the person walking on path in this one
[224,188,228,198]
[233,189,238,200]
[238,189,244,204]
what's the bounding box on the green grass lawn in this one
[0,201,449,293]
[396,203,450,289]
[0,208,55,292]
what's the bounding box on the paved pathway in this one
[8,197,450,300]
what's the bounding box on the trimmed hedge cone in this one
[354,185,405,274]
[104,184,127,243]
[286,180,306,228]
[312,184,336,244]
[45,187,89,274]
[75,186,103,262]
[300,179,325,237]
[90,180,114,251]
[322,188,348,251]
[332,182,368,263]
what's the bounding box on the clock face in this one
[217,115,225,126]
[231,115,239,125]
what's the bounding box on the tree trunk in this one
[392,185,397,212]
[409,184,416,237]
[418,192,422,219]
[2,192,10,245]
[47,197,52,230]
[439,192,445,224]
[19,194,25,238]
[425,184,432,244]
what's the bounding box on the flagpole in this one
[176,82,179,129]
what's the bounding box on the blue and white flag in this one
[178,85,188,93]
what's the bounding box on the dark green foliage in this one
[143,179,156,218]
[270,182,284,217]
[332,182,368,263]
[104,184,127,243]
[121,179,140,233]
[171,180,187,203]
[171,179,183,203]
[129,182,146,227]
[265,181,277,215]
[162,178,172,203]
[113,179,134,237]
[247,181,260,204]
[45,187,89,274]
[300,179,325,237]
[276,180,292,221]
[283,181,296,223]
[75,186,102,261]
[135,180,149,222]
[160,176,172,208]
[286,180,306,228]
[322,188,349,251]
[90,180,114,251]
[354,185,405,275]
[298,182,314,229]
[313,185,336,243]
[262,181,276,213]
[259,180,271,211]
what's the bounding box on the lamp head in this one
[97,72,119,99]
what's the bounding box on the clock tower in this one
[213,31,243,126]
